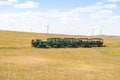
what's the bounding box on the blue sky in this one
[0,0,120,36]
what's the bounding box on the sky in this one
[0,0,120,36]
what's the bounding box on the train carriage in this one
[77,38,91,47]
[90,38,103,47]
[63,38,78,47]
[31,39,49,48]
[47,38,63,48]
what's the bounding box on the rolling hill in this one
[0,30,120,80]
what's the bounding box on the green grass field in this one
[0,30,120,80]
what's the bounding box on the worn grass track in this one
[0,30,120,80]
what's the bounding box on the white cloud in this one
[0,1,120,35]
[0,0,18,6]
[0,1,12,5]
[8,0,19,3]
[71,5,104,13]
[0,11,47,32]
[112,15,120,19]
[96,10,113,14]
[0,0,38,9]
[69,2,117,14]
[95,2,104,6]
[108,0,120,2]
[91,12,112,20]
[104,4,118,9]
[90,9,120,25]
[14,1,39,8]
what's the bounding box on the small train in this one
[31,38,103,48]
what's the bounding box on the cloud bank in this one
[0,0,120,35]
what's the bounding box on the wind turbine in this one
[46,25,49,34]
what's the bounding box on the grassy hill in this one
[0,30,120,80]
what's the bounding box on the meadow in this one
[0,30,120,80]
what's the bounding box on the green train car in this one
[63,38,78,47]
[31,39,48,48]
[47,38,63,47]
[31,38,103,48]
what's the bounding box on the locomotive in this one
[31,38,103,48]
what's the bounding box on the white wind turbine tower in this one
[92,28,94,36]
[46,25,49,34]
[100,25,103,37]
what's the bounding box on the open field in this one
[0,30,120,80]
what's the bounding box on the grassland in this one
[0,30,120,80]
